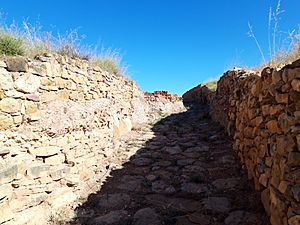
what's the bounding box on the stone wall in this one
[183,59,300,225]
[0,54,185,224]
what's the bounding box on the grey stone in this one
[133,208,161,225]
[164,145,182,155]
[90,210,128,225]
[0,148,10,156]
[26,164,50,178]
[225,210,256,225]
[98,193,131,209]
[212,178,240,190]
[203,197,231,213]
[5,56,28,72]
[181,183,208,194]
[0,164,17,184]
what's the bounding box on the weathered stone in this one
[133,208,161,225]
[278,113,295,133]
[261,188,270,216]
[0,114,14,129]
[266,120,281,134]
[259,174,268,187]
[292,79,300,92]
[15,73,40,93]
[29,146,61,157]
[49,166,70,181]
[98,193,131,209]
[0,200,14,224]
[26,164,50,178]
[44,153,65,165]
[40,91,57,102]
[272,70,282,84]
[181,183,208,194]
[288,215,300,225]
[164,145,182,155]
[0,164,17,184]
[0,70,14,90]
[0,183,12,199]
[202,197,231,213]
[49,190,77,209]
[251,79,262,96]
[0,60,6,67]
[25,94,40,102]
[0,98,21,113]
[275,93,289,104]
[287,152,300,167]
[225,210,256,225]
[277,135,295,155]
[90,210,128,225]
[5,56,28,72]
[24,101,38,115]
[212,178,239,190]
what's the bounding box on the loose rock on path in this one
[72,107,269,225]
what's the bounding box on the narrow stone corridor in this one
[73,106,269,225]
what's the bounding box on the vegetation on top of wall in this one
[248,0,300,69]
[0,30,25,56]
[0,18,127,76]
[203,80,218,90]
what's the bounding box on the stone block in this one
[0,164,17,184]
[0,98,21,113]
[5,56,28,72]
[292,79,300,92]
[0,114,14,129]
[0,183,12,199]
[0,70,14,90]
[40,91,57,102]
[26,164,50,178]
[29,146,61,157]
[49,166,70,181]
[266,120,281,134]
[44,153,65,165]
[0,199,14,224]
[15,73,41,93]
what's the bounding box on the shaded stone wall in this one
[0,54,185,224]
[183,59,300,225]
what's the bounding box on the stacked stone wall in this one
[183,59,300,225]
[0,54,185,224]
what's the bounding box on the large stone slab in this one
[15,73,41,93]
[0,98,21,113]
[5,56,28,72]
[29,146,61,157]
[0,164,18,184]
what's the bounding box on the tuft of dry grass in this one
[0,15,127,76]
[248,0,300,70]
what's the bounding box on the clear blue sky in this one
[1,0,300,95]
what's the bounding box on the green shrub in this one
[0,33,25,56]
[92,58,120,74]
[203,80,218,90]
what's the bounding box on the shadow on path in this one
[74,106,269,225]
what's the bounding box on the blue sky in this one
[1,0,300,95]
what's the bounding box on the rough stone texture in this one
[183,60,300,225]
[0,53,185,225]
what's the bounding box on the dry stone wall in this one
[183,59,300,225]
[0,54,185,224]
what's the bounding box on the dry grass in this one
[248,0,300,70]
[0,16,128,76]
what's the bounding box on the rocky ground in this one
[56,106,269,225]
